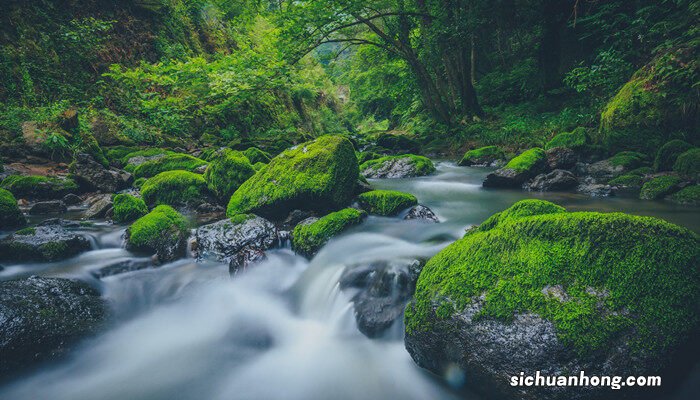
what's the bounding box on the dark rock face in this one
[28,200,67,215]
[526,170,578,192]
[585,159,626,182]
[71,153,132,193]
[61,193,83,206]
[403,205,439,223]
[362,157,431,179]
[484,167,538,188]
[0,276,107,378]
[91,259,155,278]
[340,260,422,337]
[546,147,577,170]
[194,216,278,273]
[376,134,420,154]
[0,220,92,262]
[84,194,113,219]
[576,181,615,197]
[279,209,316,231]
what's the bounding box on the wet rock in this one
[71,153,132,193]
[585,158,629,183]
[0,220,92,262]
[84,194,113,219]
[576,181,615,197]
[125,206,189,263]
[403,205,439,223]
[279,209,316,231]
[545,147,577,170]
[483,149,548,188]
[62,193,83,206]
[361,155,435,179]
[28,200,68,215]
[0,276,107,378]
[526,170,578,192]
[91,259,155,278]
[194,215,278,273]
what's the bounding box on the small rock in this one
[0,220,92,262]
[546,147,577,170]
[526,170,578,192]
[91,259,155,278]
[280,210,316,231]
[62,193,83,205]
[84,194,113,219]
[403,205,439,223]
[577,182,615,197]
[28,200,67,215]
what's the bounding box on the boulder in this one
[673,148,700,180]
[141,170,213,208]
[576,182,615,197]
[654,140,693,172]
[203,149,255,202]
[61,193,83,206]
[585,152,647,183]
[360,154,435,179]
[0,175,78,200]
[83,194,113,219]
[112,194,148,223]
[291,208,366,257]
[405,200,699,400]
[403,205,439,223]
[125,205,189,263]
[669,185,700,205]
[544,127,588,151]
[0,276,107,378]
[131,153,207,179]
[70,153,131,193]
[376,133,420,154]
[483,148,548,188]
[459,146,506,167]
[0,220,92,262]
[545,147,577,170]
[28,200,67,215]
[639,175,683,200]
[0,188,26,229]
[526,170,578,192]
[357,190,418,216]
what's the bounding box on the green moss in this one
[40,241,70,261]
[360,154,436,177]
[227,135,359,219]
[105,145,141,164]
[0,188,25,229]
[608,174,643,187]
[478,199,566,232]
[356,151,380,165]
[459,146,505,166]
[627,167,654,176]
[252,162,266,171]
[406,200,699,357]
[640,175,683,200]
[120,148,172,165]
[133,177,147,189]
[669,185,700,205]
[503,148,546,173]
[242,147,272,164]
[357,190,417,216]
[292,208,367,256]
[112,194,148,223]
[0,175,78,199]
[229,213,254,225]
[14,227,36,236]
[654,140,694,172]
[132,153,207,178]
[673,148,700,179]
[204,149,255,202]
[141,170,210,207]
[608,151,647,169]
[127,205,188,251]
[544,127,588,150]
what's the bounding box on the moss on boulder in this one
[357,190,417,216]
[120,148,172,166]
[292,208,367,257]
[544,127,588,151]
[654,140,694,172]
[608,174,643,187]
[0,175,78,200]
[360,154,435,179]
[483,148,548,188]
[0,188,25,230]
[112,194,148,223]
[673,148,700,180]
[126,205,189,262]
[227,135,358,219]
[669,185,700,205]
[204,149,255,202]
[141,170,211,208]
[639,175,683,200]
[459,146,505,166]
[132,153,207,178]
[242,147,272,164]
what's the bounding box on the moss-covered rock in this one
[204,149,255,202]
[227,135,358,219]
[252,162,266,171]
[120,148,172,166]
[459,146,506,166]
[132,153,207,178]
[405,199,699,400]
[483,148,548,188]
[673,148,700,180]
[125,205,189,262]
[357,190,417,216]
[375,133,420,154]
[0,220,92,262]
[544,127,588,151]
[608,151,647,169]
[141,170,211,208]
[242,147,272,164]
[292,208,367,257]
[356,151,380,166]
[0,175,78,200]
[639,175,683,200]
[669,185,700,205]
[112,194,148,223]
[608,174,643,187]
[654,140,694,172]
[360,154,436,179]
[0,188,25,230]
[133,177,147,189]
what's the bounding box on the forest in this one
[0,1,698,400]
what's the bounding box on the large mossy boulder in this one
[0,175,78,200]
[639,175,683,200]
[405,199,699,400]
[141,170,211,208]
[0,276,107,378]
[204,149,255,202]
[125,205,189,262]
[242,147,272,164]
[360,154,435,179]
[654,140,694,172]
[226,135,358,219]
[673,148,700,180]
[0,220,92,262]
[292,208,367,257]
[0,188,25,230]
[112,194,148,223]
[132,153,207,178]
[357,190,417,216]
[483,148,547,188]
[458,146,505,167]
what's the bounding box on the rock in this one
[405,200,699,400]
[292,208,366,257]
[126,205,189,263]
[576,182,615,197]
[229,249,267,274]
[673,148,700,181]
[340,259,422,337]
[0,276,107,378]
[71,153,132,193]
[545,147,577,170]
[227,135,359,219]
[194,215,278,272]
[360,154,435,179]
[639,175,683,200]
[459,146,506,167]
[141,170,213,208]
[61,193,83,205]
[526,170,578,192]
[112,194,148,223]
[242,147,272,164]
[0,175,78,200]
[28,200,67,215]
[0,220,92,262]
[654,140,693,172]
[131,153,207,179]
[483,148,548,188]
[585,152,647,183]
[0,188,26,230]
[279,209,317,231]
[376,133,420,154]
[544,127,588,151]
[403,205,439,222]
[83,194,113,219]
[91,259,155,278]
[358,190,418,216]
[669,185,700,205]
[203,149,255,201]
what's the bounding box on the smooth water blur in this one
[0,162,697,400]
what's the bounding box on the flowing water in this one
[1,162,698,400]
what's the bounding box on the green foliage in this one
[0,175,78,199]
[127,205,188,251]
[654,140,694,172]
[141,170,210,207]
[360,154,436,177]
[133,177,147,189]
[357,190,417,216]
[132,153,207,178]
[673,148,700,179]
[292,208,366,256]
[504,148,546,173]
[0,188,25,229]
[640,175,683,200]
[545,127,588,150]
[670,185,700,205]
[406,200,699,357]
[204,149,255,201]
[112,194,148,223]
[564,50,633,98]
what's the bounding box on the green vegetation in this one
[654,140,694,172]
[141,170,210,207]
[459,146,505,166]
[227,135,358,219]
[292,208,366,256]
[359,154,436,177]
[0,175,77,199]
[640,175,683,200]
[674,148,700,179]
[120,149,173,166]
[132,154,207,178]
[126,205,188,253]
[204,149,255,202]
[0,188,25,229]
[357,190,417,216]
[242,147,272,164]
[503,148,546,173]
[670,185,700,205]
[406,200,699,357]
[112,194,148,223]
[608,151,647,169]
[545,127,588,150]
[608,174,643,187]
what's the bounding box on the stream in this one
[0,162,698,400]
